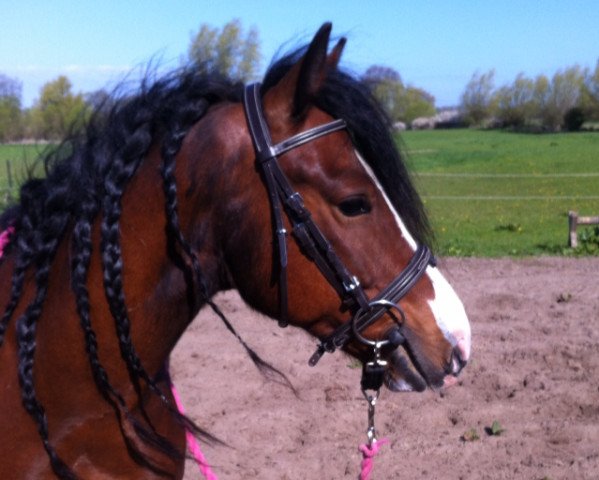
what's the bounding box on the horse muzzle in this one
[384,327,469,393]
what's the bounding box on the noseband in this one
[243,83,434,366]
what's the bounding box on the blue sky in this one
[1,0,598,107]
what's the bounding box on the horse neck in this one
[0,106,243,389]
[19,141,226,388]
[93,144,227,378]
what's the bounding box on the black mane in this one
[0,67,242,478]
[0,68,241,242]
[0,45,431,479]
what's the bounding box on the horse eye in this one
[338,196,372,217]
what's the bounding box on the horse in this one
[0,23,470,479]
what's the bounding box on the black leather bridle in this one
[243,83,435,366]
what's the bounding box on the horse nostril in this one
[450,345,468,375]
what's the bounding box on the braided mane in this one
[0,67,241,477]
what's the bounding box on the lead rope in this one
[358,342,390,480]
[170,383,219,480]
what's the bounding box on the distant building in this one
[409,109,464,129]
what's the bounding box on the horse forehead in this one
[277,136,358,187]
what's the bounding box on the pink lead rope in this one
[170,384,219,480]
[359,438,388,480]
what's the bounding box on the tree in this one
[187,19,260,82]
[0,73,23,142]
[563,107,585,131]
[29,76,90,140]
[493,73,535,128]
[363,66,404,120]
[362,65,403,90]
[362,65,435,124]
[581,59,599,121]
[460,70,495,126]
[532,74,550,123]
[403,87,436,123]
[535,66,585,131]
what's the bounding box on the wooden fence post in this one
[568,211,578,248]
[6,159,13,189]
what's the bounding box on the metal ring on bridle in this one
[351,299,407,347]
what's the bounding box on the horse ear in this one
[266,23,346,119]
[292,23,333,116]
[326,37,346,71]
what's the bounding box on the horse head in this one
[203,23,471,392]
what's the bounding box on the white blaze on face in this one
[355,153,471,361]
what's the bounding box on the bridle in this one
[243,83,435,367]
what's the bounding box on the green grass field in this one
[1,130,599,256]
[401,130,599,256]
[0,144,48,190]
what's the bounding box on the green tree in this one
[29,76,89,140]
[187,19,260,82]
[0,73,23,142]
[532,74,550,121]
[402,86,436,123]
[493,73,535,128]
[581,59,599,120]
[460,70,495,126]
[563,107,585,131]
[363,65,404,120]
[536,66,585,131]
[362,65,435,123]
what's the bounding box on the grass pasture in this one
[1,129,599,256]
[402,130,599,256]
[0,144,47,191]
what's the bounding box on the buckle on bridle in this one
[351,299,406,348]
[343,276,360,293]
[285,192,310,221]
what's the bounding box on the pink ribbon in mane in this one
[0,227,14,259]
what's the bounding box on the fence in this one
[568,211,599,248]
[1,159,14,206]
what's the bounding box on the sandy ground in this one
[170,257,599,480]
